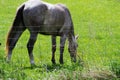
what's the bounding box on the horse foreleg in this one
[51,36,56,64]
[60,35,67,64]
[27,33,37,66]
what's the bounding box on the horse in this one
[6,0,78,65]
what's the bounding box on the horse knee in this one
[27,43,33,54]
[52,45,56,52]
[27,43,30,50]
[60,45,64,53]
[27,43,30,49]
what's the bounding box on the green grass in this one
[0,0,120,79]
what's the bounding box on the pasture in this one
[0,0,120,79]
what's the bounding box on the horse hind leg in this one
[27,32,38,66]
[51,36,56,64]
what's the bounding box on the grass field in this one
[0,0,120,79]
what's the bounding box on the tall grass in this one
[0,0,120,79]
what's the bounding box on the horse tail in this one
[6,4,26,54]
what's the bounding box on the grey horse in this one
[6,0,78,65]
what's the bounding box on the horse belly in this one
[39,25,60,35]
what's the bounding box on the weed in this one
[110,60,120,78]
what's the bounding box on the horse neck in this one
[68,32,76,48]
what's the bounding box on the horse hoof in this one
[52,62,56,65]
[6,60,10,63]
[31,64,36,68]
[6,58,10,63]
[52,60,56,64]
[60,61,64,64]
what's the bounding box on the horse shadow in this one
[23,64,64,71]
[23,61,84,72]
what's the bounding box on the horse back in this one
[23,0,48,26]
[22,0,72,35]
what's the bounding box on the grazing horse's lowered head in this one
[6,0,78,66]
[68,35,78,62]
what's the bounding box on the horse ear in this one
[75,35,79,40]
